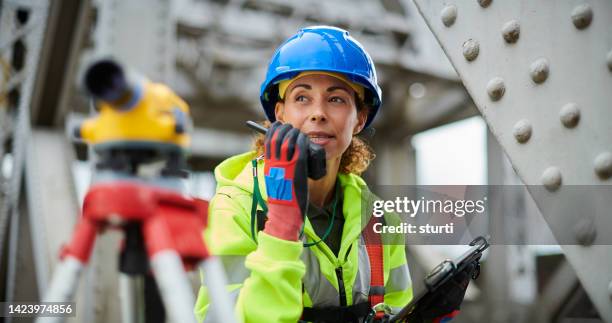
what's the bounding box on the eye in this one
[295,95,308,102]
[329,96,347,104]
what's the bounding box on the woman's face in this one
[274,74,367,161]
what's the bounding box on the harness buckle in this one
[365,303,392,322]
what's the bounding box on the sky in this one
[412,116,487,186]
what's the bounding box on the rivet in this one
[486,77,505,101]
[463,39,479,61]
[530,58,549,84]
[441,5,457,27]
[574,218,596,246]
[571,4,593,29]
[478,0,492,8]
[541,167,562,191]
[502,20,520,44]
[607,50,612,72]
[513,119,532,143]
[559,103,580,128]
[594,152,612,180]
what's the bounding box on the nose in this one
[309,113,326,123]
[309,102,327,123]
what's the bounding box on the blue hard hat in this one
[260,26,382,129]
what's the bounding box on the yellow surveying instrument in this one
[74,59,191,178]
[38,59,235,323]
[75,59,190,148]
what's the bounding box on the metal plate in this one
[413,0,612,320]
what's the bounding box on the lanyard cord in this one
[250,158,268,243]
[250,158,339,248]
[301,182,339,247]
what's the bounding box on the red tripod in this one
[37,181,235,323]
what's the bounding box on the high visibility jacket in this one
[195,151,413,322]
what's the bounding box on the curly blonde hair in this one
[251,100,376,175]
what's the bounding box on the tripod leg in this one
[200,258,237,323]
[35,257,84,323]
[119,274,145,323]
[149,250,197,323]
[36,218,97,323]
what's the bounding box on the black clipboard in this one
[389,236,489,323]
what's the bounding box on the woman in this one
[195,26,413,322]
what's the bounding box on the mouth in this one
[306,131,335,145]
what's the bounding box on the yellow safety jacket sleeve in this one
[238,232,306,322]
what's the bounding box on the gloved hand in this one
[407,262,476,323]
[262,122,309,241]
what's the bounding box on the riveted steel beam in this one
[413,0,612,320]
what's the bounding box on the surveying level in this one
[37,59,235,323]
[75,59,192,178]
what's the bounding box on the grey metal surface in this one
[173,0,425,103]
[0,1,50,314]
[30,0,92,127]
[93,0,175,83]
[529,259,580,323]
[11,191,40,304]
[413,0,612,321]
[25,130,80,294]
[484,130,536,323]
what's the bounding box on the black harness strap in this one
[301,301,371,323]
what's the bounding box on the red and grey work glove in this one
[262,122,309,241]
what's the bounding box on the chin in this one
[323,148,343,163]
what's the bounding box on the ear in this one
[353,109,368,135]
[274,102,285,123]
